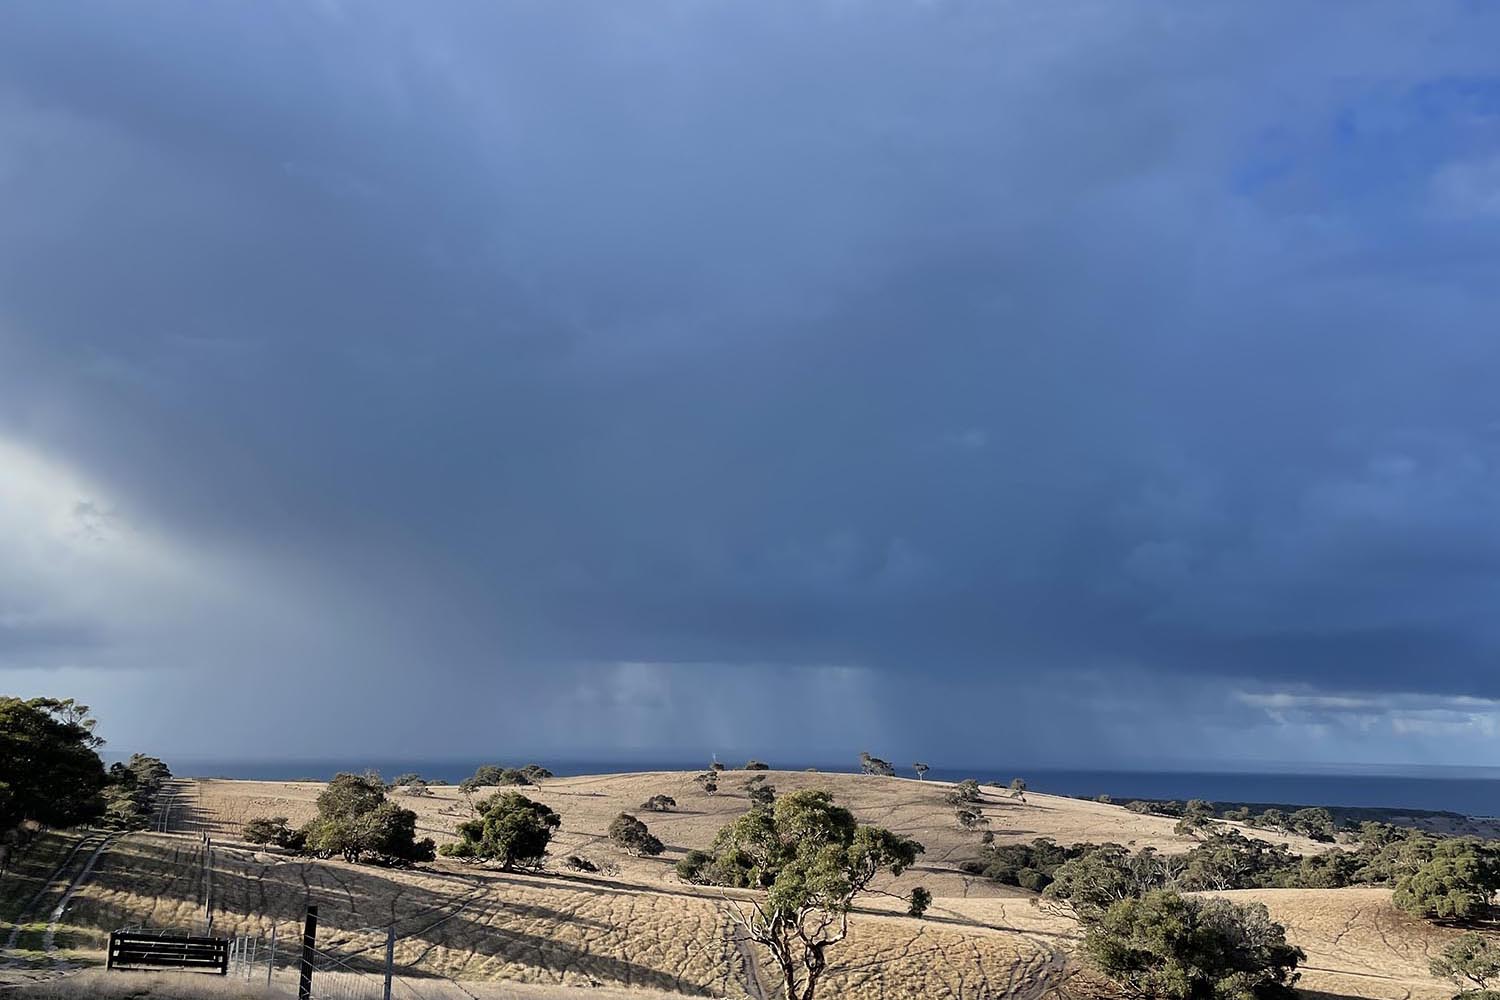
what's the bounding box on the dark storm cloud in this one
[3,2,1500,760]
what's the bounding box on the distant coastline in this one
[150,757,1500,818]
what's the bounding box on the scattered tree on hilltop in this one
[945,779,982,806]
[401,780,433,797]
[1174,799,1220,839]
[441,791,560,871]
[1432,932,1500,997]
[688,789,923,1000]
[711,760,726,772]
[608,812,665,856]
[913,763,929,780]
[744,759,770,770]
[1009,778,1027,801]
[299,772,435,865]
[859,752,895,777]
[641,794,676,812]
[469,764,507,786]
[1084,890,1303,1000]
[521,764,554,785]
[391,773,425,787]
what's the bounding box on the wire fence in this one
[219,910,450,1000]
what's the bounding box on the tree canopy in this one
[299,772,435,865]
[1394,839,1500,923]
[1084,890,1303,1000]
[688,789,923,1000]
[608,812,664,856]
[0,696,108,830]
[441,791,561,870]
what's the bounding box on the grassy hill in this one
[0,770,1470,999]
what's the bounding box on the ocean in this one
[158,757,1500,817]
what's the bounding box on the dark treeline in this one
[1,696,172,855]
[965,821,1500,923]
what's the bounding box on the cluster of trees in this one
[674,789,923,1000]
[245,772,436,865]
[957,831,1307,999]
[457,763,553,799]
[859,752,895,777]
[1,697,173,852]
[103,753,174,829]
[1125,799,1337,842]
[1,697,109,834]
[963,820,1500,929]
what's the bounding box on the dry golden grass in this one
[0,771,1473,1000]
[1214,887,1461,1000]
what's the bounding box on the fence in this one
[218,907,443,1000]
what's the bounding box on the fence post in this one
[297,905,318,1000]
[266,926,277,989]
[383,926,396,1000]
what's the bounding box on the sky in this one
[3,3,1500,770]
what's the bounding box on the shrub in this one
[1016,868,1050,892]
[955,806,988,830]
[945,779,982,805]
[676,849,713,884]
[744,759,770,770]
[711,761,726,772]
[641,794,677,812]
[401,781,432,797]
[694,772,720,795]
[564,855,599,873]
[242,816,304,851]
[608,812,664,856]
[1083,890,1303,1000]
[908,886,932,918]
[440,791,560,870]
[748,783,776,808]
[1009,778,1027,798]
